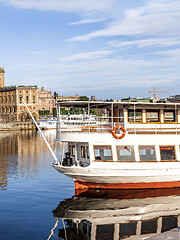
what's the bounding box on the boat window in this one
[141,219,157,234]
[72,145,75,157]
[94,146,113,161]
[116,146,135,161]
[119,222,137,239]
[128,110,142,122]
[164,110,176,122]
[139,146,156,161]
[83,222,87,234]
[86,146,89,159]
[161,216,177,233]
[96,224,114,240]
[119,110,124,122]
[146,110,159,122]
[81,146,86,158]
[69,145,75,157]
[160,146,176,161]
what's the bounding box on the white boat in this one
[38,114,100,130]
[52,100,180,190]
[53,188,180,240]
[38,117,57,130]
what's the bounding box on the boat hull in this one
[74,180,180,190]
[52,163,180,190]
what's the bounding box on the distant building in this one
[91,96,96,101]
[0,68,5,88]
[167,95,180,103]
[0,68,39,122]
[38,87,55,115]
[57,94,80,102]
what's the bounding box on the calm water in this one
[1,131,180,240]
[0,130,74,240]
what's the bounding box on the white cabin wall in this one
[112,144,118,162]
[134,145,140,162]
[178,110,180,123]
[123,109,128,124]
[89,142,95,161]
[155,145,161,162]
[142,110,146,123]
[114,224,119,240]
[160,110,164,123]
[176,145,180,161]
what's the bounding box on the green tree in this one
[78,96,89,101]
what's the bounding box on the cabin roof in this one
[56,100,180,110]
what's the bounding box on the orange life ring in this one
[112,125,126,139]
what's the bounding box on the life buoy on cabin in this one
[112,125,126,139]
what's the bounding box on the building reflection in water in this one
[53,188,180,240]
[0,130,57,190]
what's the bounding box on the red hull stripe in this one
[74,180,180,190]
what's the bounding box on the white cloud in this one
[67,0,180,41]
[63,50,115,61]
[5,0,115,13]
[29,51,44,54]
[69,18,105,25]
[108,38,180,48]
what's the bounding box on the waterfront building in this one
[0,68,39,122]
[57,93,80,102]
[38,86,55,115]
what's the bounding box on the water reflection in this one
[53,188,180,240]
[0,130,58,190]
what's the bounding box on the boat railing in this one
[57,116,180,135]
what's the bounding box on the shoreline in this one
[0,122,36,131]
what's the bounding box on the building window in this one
[128,110,142,122]
[146,110,160,122]
[116,146,135,161]
[94,145,112,161]
[19,96,22,104]
[26,96,29,103]
[160,146,176,161]
[164,110,176,122]
[33,95,35,103]
[26,91,28,93]
[139,146,156,161]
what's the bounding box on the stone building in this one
[0,68,39,122]
[38,86,55,115]
[0,68,5,88]
[57,94,80,101]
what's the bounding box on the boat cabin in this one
[57,101,180,167]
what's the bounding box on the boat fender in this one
[112,125,126,139]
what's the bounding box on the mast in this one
[22,98,60,165]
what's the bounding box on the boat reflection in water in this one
[53,188,180,240]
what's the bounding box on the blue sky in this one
[0,0,180,99]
